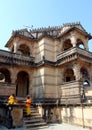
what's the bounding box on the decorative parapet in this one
[59,80,82,104]
[57,47,92,65]
[0,47,92,67]
[0,82,16,96]
[0,49,34,66]
[11,22,91,40]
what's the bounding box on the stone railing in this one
[0,82,16,96]
[59,80,82,104]
[0,49,34,66]
[57,47,92,64]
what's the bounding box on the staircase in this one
[23,106,47,129]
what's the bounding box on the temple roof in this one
[5,22,92,47]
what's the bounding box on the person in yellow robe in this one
[25,95,32,116]
[7,94,16,105]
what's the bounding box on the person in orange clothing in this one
[25,95,32,116]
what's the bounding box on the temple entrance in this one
[16,71,29,97]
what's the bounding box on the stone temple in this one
[0,22,92,128]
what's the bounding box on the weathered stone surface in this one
[11,108,23,127]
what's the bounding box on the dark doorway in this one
[16,71,29,97]
[66,77,71,82]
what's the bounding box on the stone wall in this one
[62,105,92,129]
[38,105,92,128]
[34,37,57,63]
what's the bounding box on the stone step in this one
[23,108,38,113]
[24,118,44,123]
[23,109,38,113]
[23,106,47,129]
[25,122,47,128]
[23,109,39,117]
[23,116,42,120]
[24,112,40,116]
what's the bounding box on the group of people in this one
[7,94,32,116]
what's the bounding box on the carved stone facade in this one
[0,22,92,128]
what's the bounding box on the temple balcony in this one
[57,47,92,65]
[59,80,83,105]
[0,49,34,66]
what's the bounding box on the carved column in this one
[10,70,17,95]
[70,36,77,47]
[84,39,89,51]
[13,39,19,53]
[10,69,17,84]
[11,74,17,84]
[73,63,81,80]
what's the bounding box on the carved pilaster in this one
[13,38,19,53]
[84,39,89,51]
[10,69,17,84]
[73,63,81,80]
[11,75,17,84]
[70,36,77,47]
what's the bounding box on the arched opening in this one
[64,68,75,82]
[16,71,29,97]
[0,68,11,83]
[18,44,30,56]
[63,39,72,51]
[76,39,85,49]
[0,73,5,82]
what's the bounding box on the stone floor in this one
[0,123,90,130]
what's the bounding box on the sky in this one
[0,0,92,51]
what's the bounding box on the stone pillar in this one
[73,63,81,80]
[13,39,19,53]
[70,36,77,47]
[10,72,17,95]
[11,72,17,84]
[84,39,89,51]
[11,108,23,127]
